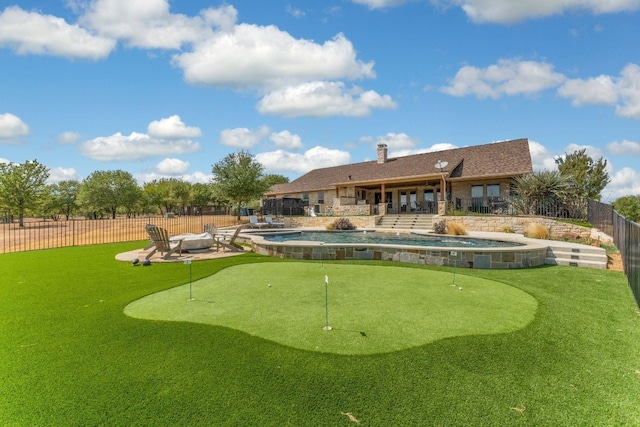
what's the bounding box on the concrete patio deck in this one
[115,246,246,263]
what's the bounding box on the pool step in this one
[376,214,434,230]
[544,244,608,269]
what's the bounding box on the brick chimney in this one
[377,143,388,164]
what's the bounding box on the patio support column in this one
[378,183,387,215]
[438,174,447,215]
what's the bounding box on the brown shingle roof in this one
[267,138,532,195]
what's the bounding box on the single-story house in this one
[264,138,533,216]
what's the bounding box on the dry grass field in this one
[0,215,240,253]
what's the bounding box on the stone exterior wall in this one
[333,204,371,216]
[283,216,378,229]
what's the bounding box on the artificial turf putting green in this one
[125,262,537,355]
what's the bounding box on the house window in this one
[471,185,483,198]
[487,184,500,199]
[317,192,324,204]
[302,193,309,206]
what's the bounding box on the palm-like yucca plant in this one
[511,171,570,216]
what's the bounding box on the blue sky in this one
[1,0,639,202]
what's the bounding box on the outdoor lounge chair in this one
[143,223,157,250]
[264,216,284,228]
[145,225,183,260]
[214,224,246,252]
[248,215,268,229]
[202,223,232,252]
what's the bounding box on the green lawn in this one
[1,242,639,426]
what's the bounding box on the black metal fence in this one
[0,214,238,254]
[588,199,640,307]
[452,196,588,220]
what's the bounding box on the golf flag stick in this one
[323,275,331,331]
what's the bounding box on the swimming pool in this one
[259,230,525,248]
[247,230,548,269]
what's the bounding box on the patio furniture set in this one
[143,216,285,260]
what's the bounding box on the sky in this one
[1,0,639,202]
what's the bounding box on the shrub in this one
[524,222,550,239]
[329,217,356,230]
[447,221,467,235]
[501,226,515,233]
[433,220,447,234]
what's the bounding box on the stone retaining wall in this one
[251,241,548,269]
[438,215,611,242]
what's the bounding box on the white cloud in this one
[389,142,459,158]
[557,64,640,119]
[607,139,640,156]
[286,5,306,18]
[47,167,80,183]
[270,131,303,150]
[442,61,640,121]
[137,170,212,185]
[428,142,459,152]
[154,158,190,175]
[256,146,352,174]
[220,126,270,149]
[258,81,397,117]
[79,131,200,161]
[147,115,202,139]
[79,0,221,49]
[441,59,566,99]
[615,64,640,119]
[374,132,419,150]
[0,157,11,164]
[56,131,81,144]
[604,167,640,201]
[0,6,115,59]
[172,28,375,89]
[0,113,30,141]
[436,0,640,24]
[528,140,558,171]
[557,75,618,106]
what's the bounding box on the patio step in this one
[376,214,434,230]
[544,243,608,269]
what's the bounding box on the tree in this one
[612,195,640,223]
[142,181,165,214]
[78,170,141,219]
[262,174,289,189]
[212,151,270,220]
[555,149,610,201]
[190,183,213,214]
[143,178,192,215]
[48,180,80,220]
[0,160,50,227]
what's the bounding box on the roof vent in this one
[377,143,388,164]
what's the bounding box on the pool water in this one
[259,231,524,248]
